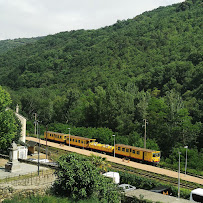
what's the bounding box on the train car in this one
[66,135,96,148]
[89,142,114,154]
[44,131,67,143]
[115,144,160,164]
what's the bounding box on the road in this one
[26,137,203,185]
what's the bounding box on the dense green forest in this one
[0,0,202,159]
[0,37,42,55]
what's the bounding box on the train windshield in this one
[153,153,160,157]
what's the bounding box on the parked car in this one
[118,184,136,192]
[150,186,172,195]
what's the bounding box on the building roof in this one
[115,144,159,153]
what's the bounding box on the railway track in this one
[110,163,201,191]
[26,137,203,186]
[157,165,203,179]
[43,143,201,190]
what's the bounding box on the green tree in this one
[0,86,19,152]
[53,153,120,202]
[89,153,111,172]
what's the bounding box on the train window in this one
[137,151,140,155]
[122,148,125,152]
[153,153,160,157]
[126,149,129,152]
[75,140,77,142]
[78,140,80,143]
[132,150,135,154]
[118,147,121,151]
[73,139,75,142]
[81,141,83,143]
[60,136,61,138]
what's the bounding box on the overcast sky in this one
[0,0,185,40]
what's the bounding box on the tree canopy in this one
[0,86,20,152]
[53,153,120,202]
[0,0,202,157]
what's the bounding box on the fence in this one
[0,170,56,187]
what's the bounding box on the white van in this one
[190,188,203,202]
[102,172,120,184]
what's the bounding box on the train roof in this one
[46,131,95,141]
[70,135,96,141]
[115,144,159,153]
[46,131,67,135]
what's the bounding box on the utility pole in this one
[178,152,181,198]
[143,119,148,149]
[33,113,40,175]
[112,135,116,157]
[33,113,37,136]
[184,146,188,176]
[46,125,48,160]
[37,120,40,175]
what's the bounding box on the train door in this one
[142,151,145,162]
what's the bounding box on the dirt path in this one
[26,137,203,185]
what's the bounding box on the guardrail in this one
[18,158,58,169]
[0,170,56,187]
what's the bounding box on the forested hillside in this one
[0,37,42,54]
[0,0,202,157]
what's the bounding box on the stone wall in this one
[0,172,56,202]
[0,185,50,202]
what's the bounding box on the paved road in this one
[26,137,203,185]
[126,189,191,203]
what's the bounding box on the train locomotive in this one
[44,131,161,165]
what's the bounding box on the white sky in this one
[0,0,184,40]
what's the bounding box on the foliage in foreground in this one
[0,86,21,153]
[3,194,100,203]
[52,153,120,202]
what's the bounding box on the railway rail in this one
[110,163,200,191]
[157,165,203,180]
[26,137,203,186]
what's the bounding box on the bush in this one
[52,153,120,202]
